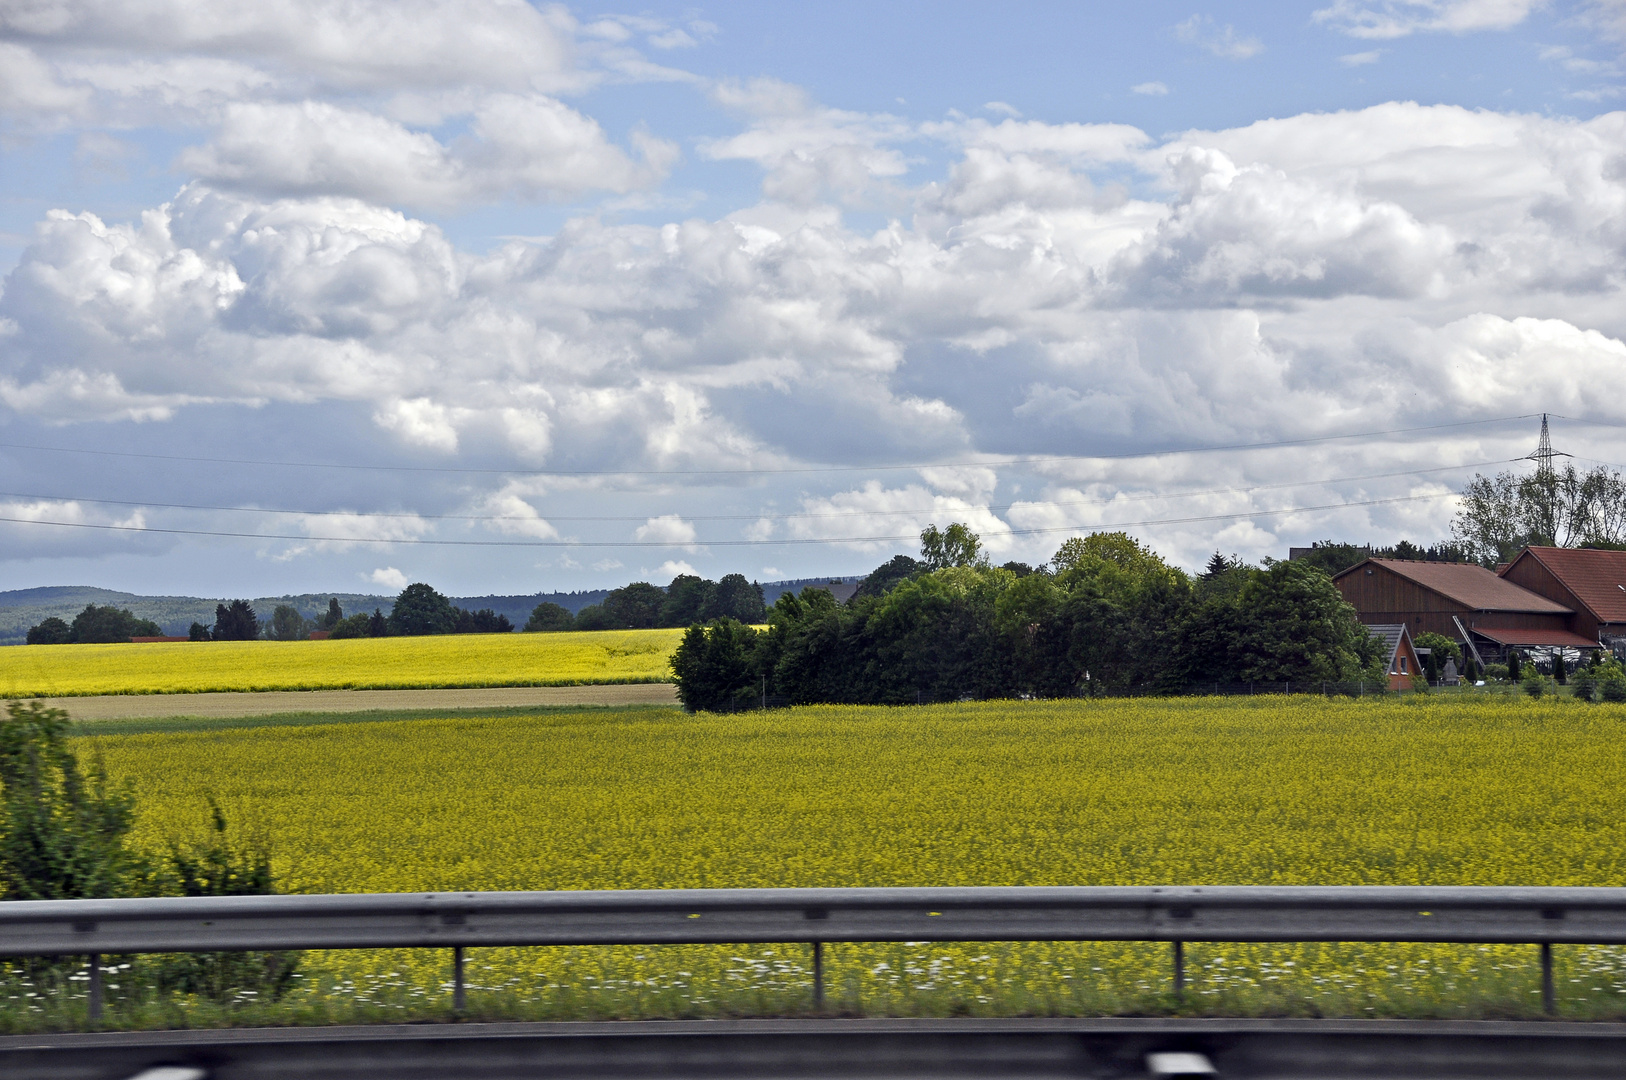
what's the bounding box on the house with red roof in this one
[1498,546,1626,653]
[1332,557,1596,663]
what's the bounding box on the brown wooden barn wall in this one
[1500,557,1600,641]
[1335,563,1572,641]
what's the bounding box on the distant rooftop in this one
[1337,558,1572,614]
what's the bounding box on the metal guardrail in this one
[6,885,1624,1021]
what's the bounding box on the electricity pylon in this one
[1525,413,1570,482]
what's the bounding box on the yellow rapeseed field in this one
[0,629,682,697]
[71,694,1626,1022]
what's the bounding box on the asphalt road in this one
[5,1017,1625,1079]
[44,682,680,721]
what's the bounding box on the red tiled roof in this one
[1506,547,1626,624]
[1338,559,1572,613]
[1468,627,1600,649]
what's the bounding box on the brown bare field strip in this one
[50,683,680,721]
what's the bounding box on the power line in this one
[0,414,1540,478]
[0,491,1456,548]
[0,459,1505,526]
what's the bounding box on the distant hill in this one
[0,579,862,644]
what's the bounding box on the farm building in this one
[1497,546,1626,653]
[1332,558,1596,661]
[1364,623,1424,690]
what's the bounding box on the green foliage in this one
[1178,561,1382,685]
[1571,671,1597,702]
[148,798,300,1003]
[855,554,924,599]
[212,600,260,641]
[315,599,344,631]
[188,621,211,642]
[656,573,766,627]
[269,604,311,642]
[712,574,766,623]
[1601,678,1626,703]
[0,701,137,900]
[670,618,762,711]
[1554,653,1568,684]
[452,608,513,634]
[25,616,71,645]
[327,613,374,639]
[659,575,714,627]
[919,522,986,571]
[1414,632,1462,682]
[572,604,613,631]
[1453,463,1626,565]
[710,530,1384,703]
[1230,562,1383,683]
[524,602,575,632]
[603,583,665,629]
[69,604,163,643]
[388,583,457,636]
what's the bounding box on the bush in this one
[188,621,211,642]
[1601,679,1626,703]
[524,602,574,632]
[0,701,137,900]
[147,799,300,1002]
[1571,672,1597,702]
[1522,674,1550,698]
[670,618,761,712]
[25,616,71,645]
[327,612,374,639]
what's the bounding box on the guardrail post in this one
[1541,943,1555,1015]
[811,941,824,1011]
[1172,940,1184,1000]
[452,946,465,1013]
[87,953,102,1024]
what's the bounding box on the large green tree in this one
[711,573,767,623]
[660,575,716,627]
[268,604,310,641]
[212,600,260,641]
[603,582,665,629]
[70,604,163,643]
[388,584,457,635]
[524,602,574,632]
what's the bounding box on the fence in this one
[5,885,1625,1022]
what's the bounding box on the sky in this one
[1,0,1625,599]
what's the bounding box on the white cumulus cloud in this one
[369,566,409,590]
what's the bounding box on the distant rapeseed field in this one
[72,694,1626,1022]
[0,629,682,697]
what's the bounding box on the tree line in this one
[672,526,1386,711]
[522,573,766,632]
[25,585,516,644]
